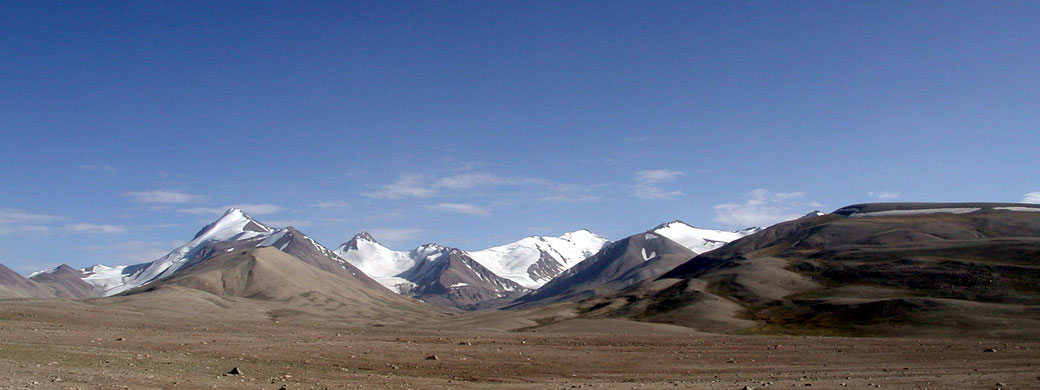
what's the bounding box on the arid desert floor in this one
[2,299,1040,390]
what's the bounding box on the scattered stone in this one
[425,354,439,360]
[227,367,243,375]
[984,348,997,352]
[458,341,472,345]
[742,386,754,390]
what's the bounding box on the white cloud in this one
[0,208,63,235]
[62,223,127,234]
[1023,192,1040,204]
[433,173,512,190]
[310,201,350,209]
[0,225,53,235]
[123,190,207,204]
[365,173,521,199]
[428,202,491,216]
[635,169,684,183]
[714,189,818,227]
[366,228,424,244]
[632,169,684,200]
[364,174,437,199]
[79,240,183,263]
[179,203,284,216]
[868,191,900,200]
[0,208,63,224]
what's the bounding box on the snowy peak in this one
[192,208,271,240]
[652,219,689,231]
[349,231,377,245]
[651,220,756,254]
[333,232,416,292]
[801,210,826,218]
[466,230,609,289]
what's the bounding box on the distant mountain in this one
[0,262,55,299]
[801,210,826,218]
[511,230,696,306]
[511,221,756,306]
[583,203,1040,336]
[334,232,417,292]
[466,230,609,289]
[126,246,441,319]
[335,236,528,310]
[651,220,757,254]
[28,264,98,299]
[337,230,608,291]
[30,209,386,296]
[398,245,527,310]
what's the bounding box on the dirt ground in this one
[1,300,1039,390]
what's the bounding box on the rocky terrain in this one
[2,202,1040,388]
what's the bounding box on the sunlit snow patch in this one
[849,208,981,218]
[641,248,657,261]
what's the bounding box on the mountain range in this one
[4,202,1039,336]
[3,208,754,310]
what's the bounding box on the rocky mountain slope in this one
[576,203,1040,336]
[27,209,386,297]
[334,230,607,309]
[0,262,55,299]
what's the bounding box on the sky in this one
[2,1,1039,274]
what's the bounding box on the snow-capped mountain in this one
[0,261,56,299]
[466,230,609,289]
[334,232,416,293]
[651,221,757,254]
[513,230,696,306]
[512,221,757,307]
[32,209,384,296]
[801,210,826,218]
[334,235,529,309]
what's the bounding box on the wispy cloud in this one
[0,208,63,235]
[179,203,284,216]
[365,228,424,245]
[632,169,684,200]
[123,190,207,204]
[365,171,602,207]
[1023,192,1040,204]
[364,174,437,199]
[62,223,127,234]
[309,201,350,209]
[78,164,114,171]
[79,240,183,263]
[0,208,63,224]
[868,191,901,200]
[714,189,820,227]
[365,173,521,199]
[432,173,512,190]
[428,202,491,216]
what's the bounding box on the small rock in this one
[116,337,125,341]
[425,355,439,360]
[278,386,287,390]
[742,386,754,390]
[227,367,243,375]
[984,348,997,352]
[458,341,472,345]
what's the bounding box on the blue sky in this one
[2,1,1039,273]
